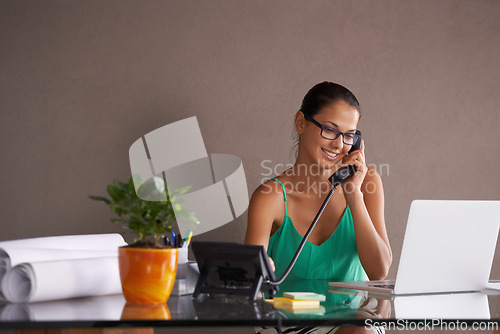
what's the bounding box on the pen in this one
[183,228,193,242]
[176,234,182,248]
[186,230,193,246]
[171,232,176,247]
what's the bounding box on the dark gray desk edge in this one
[1,319,499,330]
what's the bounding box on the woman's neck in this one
[283,161,336,196]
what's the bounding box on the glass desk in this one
[1,280,499,330]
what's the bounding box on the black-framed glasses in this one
[304,113,361,146]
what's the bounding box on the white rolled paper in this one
[0,233,126,250]
[0,248,118,277]
[0,234,126,301]
[2,256,122,303]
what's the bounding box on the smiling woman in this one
[245,82,392,334]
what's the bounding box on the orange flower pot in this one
[118,247,178,304]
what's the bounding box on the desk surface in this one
[1,280,500,329]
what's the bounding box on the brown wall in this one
[1,0,499,280]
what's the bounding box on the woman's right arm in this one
[244,182,283,250]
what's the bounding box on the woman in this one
[246,82,391,333]
[245,81,392,290]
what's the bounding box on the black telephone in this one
[192,130,363,300]
[329,130,362,186]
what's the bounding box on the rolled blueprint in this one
[0,234,126,300]
[0,248,118,278]
[0,233,126,250]
[2,256,122,303]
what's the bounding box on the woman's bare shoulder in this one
[251,178,286,206]
[245,179,287,245]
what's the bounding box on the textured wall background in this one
[1,0,500,286]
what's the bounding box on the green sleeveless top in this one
[267,178,367,282]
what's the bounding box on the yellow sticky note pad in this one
[283,292,326,302]
[272,297,321,309]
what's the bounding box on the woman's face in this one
[297,100,360,171]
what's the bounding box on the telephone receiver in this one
[329,130,362,186]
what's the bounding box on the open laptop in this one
[328,200,500,295]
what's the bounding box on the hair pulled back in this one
[300,82,360,117]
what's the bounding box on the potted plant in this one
[90,176,194,304]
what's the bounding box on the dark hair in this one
[300,81,360,117]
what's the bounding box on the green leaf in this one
[88,196,111,204]
[106,184,125,202]
[128,177,137,195]
[90,177,198,244]
[113,179,129,192]
[109,204,124,216]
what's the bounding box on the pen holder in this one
[172,247,199,296]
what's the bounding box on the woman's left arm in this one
[341,141,392,280]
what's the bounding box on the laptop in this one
[328,200,500,295]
